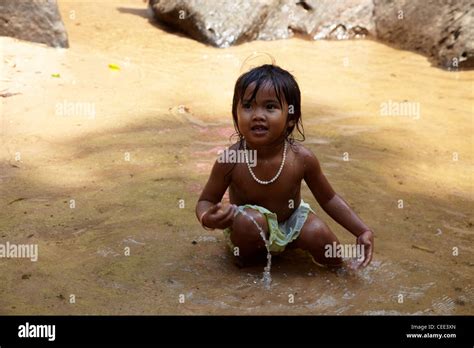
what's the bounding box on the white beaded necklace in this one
[243,139,287,185]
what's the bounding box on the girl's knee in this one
[294,215,343,266]
[296,216,334,248]
[231,209,268,241]
[241,208,268,230]
[230,208,268,257]
[312,229,343,266]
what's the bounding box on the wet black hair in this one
[231,64,305,144]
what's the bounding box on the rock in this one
[258,0,375,41]
[0,0,69,48]
[149,0,374,46]
[149,0,473,69]
[149,0,274,48]
[374,0,474,69]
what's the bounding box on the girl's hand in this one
[202,203,237,230]
[356,230,374,268]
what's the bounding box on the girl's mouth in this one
[250,125,268,135]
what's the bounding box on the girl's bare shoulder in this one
[213,140,243,171]
[289,141,318,162]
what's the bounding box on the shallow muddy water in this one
[0,0,472,314]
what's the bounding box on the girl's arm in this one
[302,149,371,238]
[303,149,374,266]
[196,158,235,230]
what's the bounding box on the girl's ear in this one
[288,120,295,127]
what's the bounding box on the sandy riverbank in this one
[0,0,472,314]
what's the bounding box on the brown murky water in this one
[0,0,472,314]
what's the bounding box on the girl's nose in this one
[252,107,265,120]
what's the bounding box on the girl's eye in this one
[266,104,278,110]
[242,103,251,109]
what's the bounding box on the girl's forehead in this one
[243,81,281,101]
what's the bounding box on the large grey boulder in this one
[149,0,274,48]
[258,0,375,41]
[149,0,473,68]
[0,0,69,48]
[148,0,374,47]
[374,0,473,69]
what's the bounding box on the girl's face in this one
[237,81,294,146]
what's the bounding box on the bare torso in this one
[228,141,305,222]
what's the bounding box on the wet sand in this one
[0,0,472,314]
